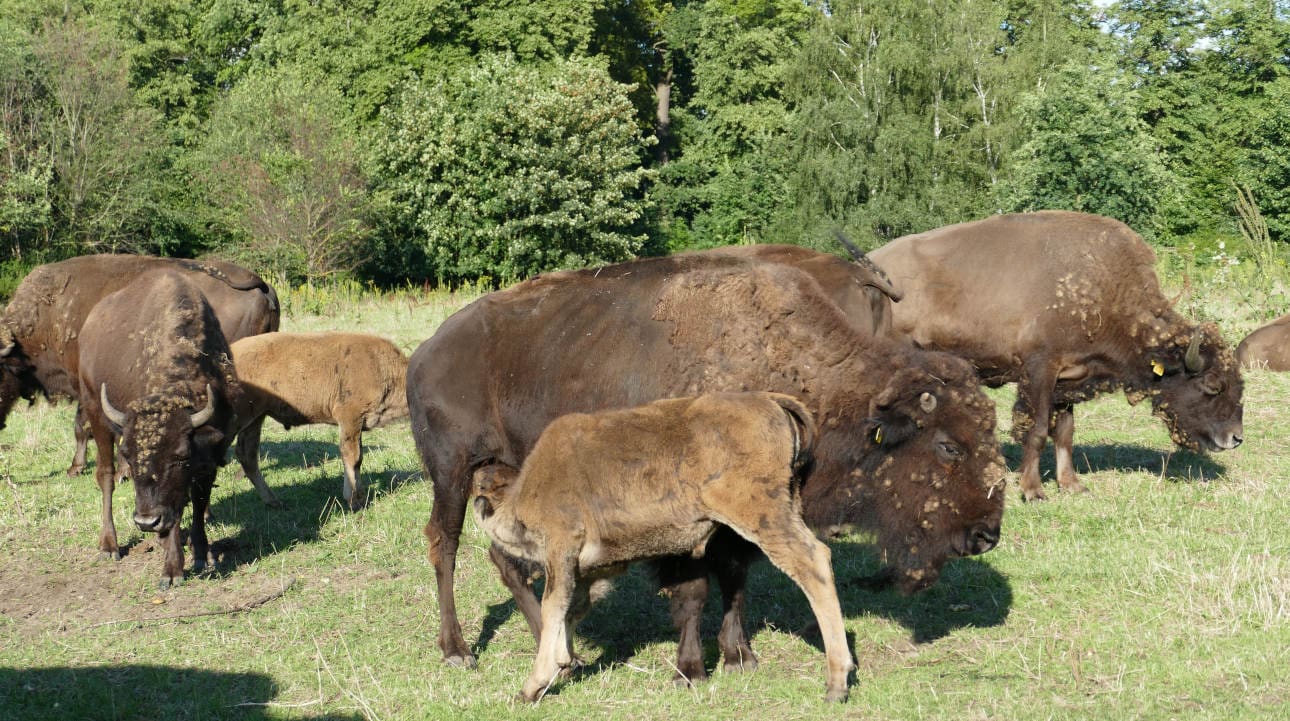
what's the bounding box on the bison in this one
[0,254,277,477]
[1236,315,1290,371]
[870,210,1244,501]
[77,270,241,587]
[408,251,1006,677]
[229,331,410,510]
[471,392,853,703]
[700,241,903,338]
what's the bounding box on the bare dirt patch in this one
[0,538,294,637]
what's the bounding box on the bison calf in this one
[470,392,854,703]
[230,332,409,510]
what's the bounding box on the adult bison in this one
[1236,315,1290,370]
[408,252,1006,674]
[870,211,1244,501]
[77,270,242,587]
[0,254,277,477]
[701,241,903,338]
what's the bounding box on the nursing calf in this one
[471,392,853,703]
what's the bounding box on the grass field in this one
[0,277,1286,721]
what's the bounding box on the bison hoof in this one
[723,653,758,674]
[66,463,85,477]
[824,686,849,703]
[1021,488,1047,503]
[443,653,477,670]
[672,665,707,686]
[97,550,121,562]
[158,574,184,590]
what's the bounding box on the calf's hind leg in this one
[712,495,853,702]
[521,549,580,702]
[337,416,366,510]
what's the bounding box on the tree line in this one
[1,0,1287,287]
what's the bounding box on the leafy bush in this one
[370,54,654,286]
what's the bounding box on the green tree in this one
[996,58,1177,236]
[194,68,370,281]
[31,15,170,255]
[783,0,1012,247]
[371,55,654,285]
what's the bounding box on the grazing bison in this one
[870,211,1244,501]
[1236,315,1290,371]
[472,392,853,703]
[701,241,903,338]
[408,253,1006,676]
[77,270,241,587]
[0,254,278,476]
[229,331,410,510]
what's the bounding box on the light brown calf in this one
[230,332,408,510]
[470,392,853,703]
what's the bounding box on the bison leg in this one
[337,418,366,510]
[233,415,282,508]
[66,404,90,477]
[1050,404,1088,494]
[425,471,476,667]
[715,502,853,703]
[489,541,544,642]
[1013,362,1059,501]
[713,536,760,674]
[158,523,185,589]
[85,410,119,560]
[189,473,214,575]
[521,548,579,703]
[656,556,711,683]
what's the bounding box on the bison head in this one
[101,384,223,534]
[0,329,38,431]
[1144,323,1244,453]
[815,352,1006,594]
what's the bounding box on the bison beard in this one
[408,253,1006,675]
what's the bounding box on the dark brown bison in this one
[229,331,409,510]
[77,270,242,588]
[700,241,903,338]
[1236,315,1290,370]
[472,392,852,703]
[0,254,277,477]
[870,211,1244,501]
[408,252,1006,676]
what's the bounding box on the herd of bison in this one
[1,210,1282,702]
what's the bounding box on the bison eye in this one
[1199,375,1225,396]
[935,440,963,464]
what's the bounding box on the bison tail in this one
[832,229,905,302]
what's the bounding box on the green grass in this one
[1,282,1287,721]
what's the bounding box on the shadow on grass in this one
[1000,440,1228,487]
[471,538,1012,682]
[0,665,363,721]
[198,438,418,576]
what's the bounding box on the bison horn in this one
[190,384,216,428]
[919,392,937,413]
[100,384,128,428]
[1184,332,1205,374]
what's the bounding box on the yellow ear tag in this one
[1151,359,1165,377]
[874,426,884,444]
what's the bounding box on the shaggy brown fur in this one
[471,392,853,703]
[230,332,409,510]
[1236,314,1290,371]
[871,211,1244,501]
[77,270,242,588]
[408,253,1005,676]
[700,243,902,338]
[0,254,277,476]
